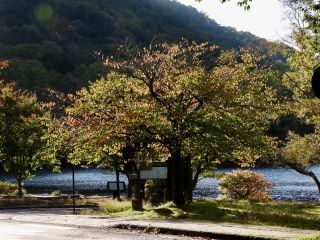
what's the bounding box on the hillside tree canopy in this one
[0,0,270,94]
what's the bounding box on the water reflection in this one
[0,167,319,201]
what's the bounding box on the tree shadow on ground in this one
[179,200,320,230]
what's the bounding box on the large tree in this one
[269,0,320,193]
[66,40,279,205]
[65,75,159,199]
[280,1,320,126]
[0,81,58,197]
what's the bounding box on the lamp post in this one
[113,159,120,201]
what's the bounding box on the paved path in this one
[0,220,201,240]
[0,208,319,240]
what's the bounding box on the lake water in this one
[0,167,319,201]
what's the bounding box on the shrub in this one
[51,190,61,196]
[0,181,19,195]
[145,180,167,206]
[218,170,271,202]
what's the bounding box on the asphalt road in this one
[0,218,207,240]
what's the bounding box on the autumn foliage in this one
[219,170,271,202]
[64,40,280,205]
[0,60,9,70]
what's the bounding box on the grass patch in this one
[2,197,319,231]
[300,234,320,240]
[97,199,320,230]
[181,200,320,230]
[77,198,132,215]
[102,199,131,214]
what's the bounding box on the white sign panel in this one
[107,182,126,191]
[140,167,167,179]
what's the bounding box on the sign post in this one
[128,173,142,210]
[107,181,126,198]
[130,162,168,210]
[140,165,167,179]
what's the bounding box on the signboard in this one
[140,166,167,179]
[128,174,138,180]
[107,182,126,191]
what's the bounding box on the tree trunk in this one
[184,155,193,202]
[192,164,203,190]
[171,148,185,206]
[310,172,320,195]
[289,164,320,196]
[127,176,133,199]
[166,158,173,201]
[141,180,146,200]
[132,178,143,210]
[17,177,23,198]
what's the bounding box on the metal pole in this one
[114,159,120,201]
[72,166,75,214]
[116,167,120,201]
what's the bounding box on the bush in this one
[51,190,61,196]
[0,182,19,195]
[145,180,167,206]
[218,170,271,202]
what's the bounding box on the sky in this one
[177,0,291,41]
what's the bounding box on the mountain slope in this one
[0,0,269,93]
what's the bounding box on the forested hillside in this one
[0,0,271,94]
